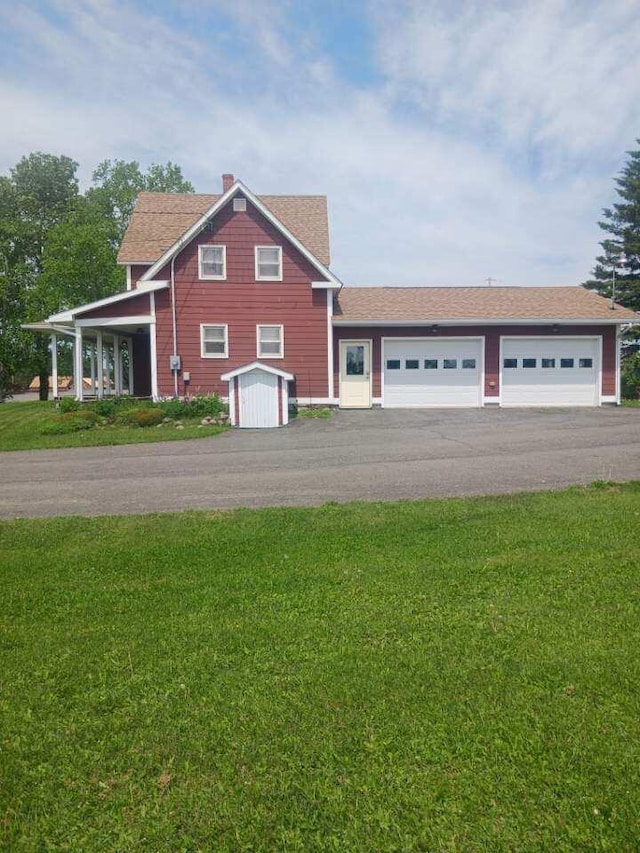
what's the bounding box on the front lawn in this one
[1,485,640,851]
[0,400,227,451]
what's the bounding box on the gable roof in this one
[118,189,331,266]
[334,286,640,324]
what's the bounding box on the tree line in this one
[0,154,193,400]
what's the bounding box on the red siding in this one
[77,293,151,320]
[153,202,330,398]
[334,325,616,400]
[130,265,151,288]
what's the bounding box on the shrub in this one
[622,351,640,399]
[91,399,117,418]
[159,398,190,418]
[187,395,225,418]
[59,397,80,413]
[40,411,97,435]
[117,407,164,428]
[157,395,225,420]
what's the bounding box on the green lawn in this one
[0,401,226,451]
[1,485,640,851]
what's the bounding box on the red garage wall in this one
[334,325,617,400]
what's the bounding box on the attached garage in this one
[382,338,483,407]
[501,337,600,407]
[222,362,293,428]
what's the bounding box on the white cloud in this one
[0,0,638,286]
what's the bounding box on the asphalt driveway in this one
[1,407,639,518]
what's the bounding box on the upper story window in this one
[255,246,282,281]
[198,245,226,280]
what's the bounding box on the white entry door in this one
[238,369,279,427]
[339,341,372,408]
[383,338,483,407]
[501,338,600,407]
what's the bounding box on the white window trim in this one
[198,245,227,281]
[256,324,284,359]
[200,323,229,359]
[255,246,283,281]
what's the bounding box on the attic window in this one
[255,246,282,281]
[233,198,247,212]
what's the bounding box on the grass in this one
[622,398,640,407]
[0,401,227,451]
[294,406,333,419]
[1,485,640,851]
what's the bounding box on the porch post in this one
[96,330,104,399]
[127,337,134,395]
[150,293,159,400]
[74,326,84,402]
[89,344,96,395]
[50,334,58,399]
[105,339,112,396]
[113,333,122,395]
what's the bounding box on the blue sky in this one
[1,0,639,286]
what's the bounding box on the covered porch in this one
[23,280,166,400]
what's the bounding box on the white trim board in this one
[332,318,636,327]
[139,180,342,289]
[75,315,154,328]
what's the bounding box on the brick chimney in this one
[222,173,234,192]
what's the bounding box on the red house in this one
[29,174,638,426]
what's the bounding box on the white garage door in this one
[501,338,599,407]
[383,338,483,407]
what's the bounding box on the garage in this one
[501,337,600,407]
[222,362,294,428]
[382,338,483,407]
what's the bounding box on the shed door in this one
[501,338,599,407]
[238,370,279,428]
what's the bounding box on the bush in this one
[187,395,225,418]
[159,398,190,418]
[158,395,225,420]
[40,411,97,435]
[91,399,117,418]
[116,407,164,428]
[622,351,640,399]
[59,397,80,413]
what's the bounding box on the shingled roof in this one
[334,287,639,323]
[118,192,330,266]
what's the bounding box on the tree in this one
[87,159,194,243]
[0,154,79,400]
[0,154,195,401]
[584,141,640,311]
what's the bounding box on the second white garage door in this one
[501,337,600,407]
[383,338,483,407]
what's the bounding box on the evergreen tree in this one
[584,141,640,311]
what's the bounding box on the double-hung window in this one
[257,325,284,358]
[201,324,228,358]
[255,246,282,281]
[199,245,226,280]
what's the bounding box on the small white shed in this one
[221,362,294,428]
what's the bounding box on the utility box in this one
[169,355,181,372]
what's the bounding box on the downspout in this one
[171,255,178,397]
